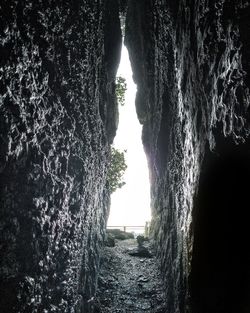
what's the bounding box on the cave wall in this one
[125,0,250,312]
[0,1,121,312]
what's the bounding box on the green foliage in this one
[107,147,127,193]
[115,76,127,106]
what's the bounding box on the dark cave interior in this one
[191,140,250,313]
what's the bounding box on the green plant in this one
[107,147,127,193]
[115,76,127,106]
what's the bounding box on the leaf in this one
[107,147,127,193]
[115,76,127,106]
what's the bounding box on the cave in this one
[1,0,250,312]
[190,139,250,313]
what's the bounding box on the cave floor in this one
[94,239,167,313]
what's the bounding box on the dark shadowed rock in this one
[125,1,250,312]
[136,235,149,247]
[104,233,116,247]
[0,1,121,312]
[128,246,153,258]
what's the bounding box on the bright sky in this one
[107,45,151,227]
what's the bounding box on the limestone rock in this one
[0,1,121,312]
[125,1,250,312]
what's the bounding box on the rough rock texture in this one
[0,1,121,312]
[94,239,167,313]
[125,1,250,312]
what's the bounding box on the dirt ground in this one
[94,239,167,313]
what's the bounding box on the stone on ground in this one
[94,239,167,313]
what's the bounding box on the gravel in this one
[94,239,167,313]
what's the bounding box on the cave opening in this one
[107,43,151,233]
[190,141,250,313]
[95,40,168,312]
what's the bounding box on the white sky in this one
[107,45,151,227]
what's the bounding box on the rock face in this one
[0,1,121,312]
[125,1,250,312]
[2,1,250,312]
